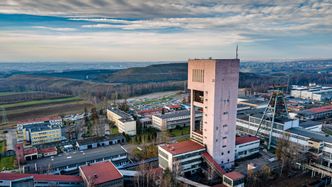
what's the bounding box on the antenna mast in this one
[236,44,239,59]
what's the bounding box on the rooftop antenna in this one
[236,44,239,59]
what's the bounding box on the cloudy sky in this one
[0,0,331,62]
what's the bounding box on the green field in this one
[111,126,119,134]
[0,156,15,170]
[0,97,81,109]
[0,91,36,96]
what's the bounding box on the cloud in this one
[0,30,251,61]
[0,0,331,61]
[32,26,77,31]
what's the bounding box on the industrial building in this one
[107,107,137,135]
[16,116,63,146]
[151,110,202,131]
[236,109,332,171]
[23,144,128,174]
[79,161,123,187]
[291,84,332,101]
[75,134,125,151]
[188,59,240,168]
[0,173,83,187]
[297,105,332,120]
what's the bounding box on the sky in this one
[0,0,331,62]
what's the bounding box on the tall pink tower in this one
[188,58,240,168]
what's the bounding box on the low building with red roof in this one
[79,161,123,187]
[223,171,245,187]
[0,173,83,187]
[158,140,206,174]
[38,147,58,157]
[235,136,260,160]
[23,147,38,161]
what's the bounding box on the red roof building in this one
[235,136,260,145]
[158,140,206,173]
[138,108,163,116]
[223,171,245,187]
[79,161,123,187]
[23,148,38,155]
[38,147,58,157]
[159,140,205,155]
[307,105,332,113]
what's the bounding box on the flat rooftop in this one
[224,171,245,181]
[108,107,133,119]
[236,136,260,145]
[155,110,190,119]
[25,144,127,170]
[76,134,124,145]
[287,127,332,143]
[0,173,82,182]
[80,161,122,185]
[23,122,61,132]
[299,120,321,128]
[159,140,205,155]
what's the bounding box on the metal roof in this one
[287,127,332,143]
[25,144,126,170]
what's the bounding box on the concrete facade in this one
[107,108,136,136]
[188,59,240,168]
[152,110,202,131]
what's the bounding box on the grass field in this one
[0,141,5,153]
[0,91,37,96]
[0,156,15,170]
[169,126,190,137]
[0,97,81,109]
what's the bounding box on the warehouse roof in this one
[287,127,332,143]
[25,144,127,171]
[0,173,82,182]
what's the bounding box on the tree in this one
[275,132,299,176]
[260,164,271,181]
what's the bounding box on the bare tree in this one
[275,132,299,176]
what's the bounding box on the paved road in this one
[5,128,16,151]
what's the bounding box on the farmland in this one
[1,97,81,109]
[0,91,69,105]
[0,91,94,129]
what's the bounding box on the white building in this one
[223,171,245,187]
[158,140,206,174]
[152,110,202,131]
[291,84,332,101]
[188,59,240,168]
[107,108,136,136]
[235,136,260,160]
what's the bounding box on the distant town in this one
[0,57,332,187]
